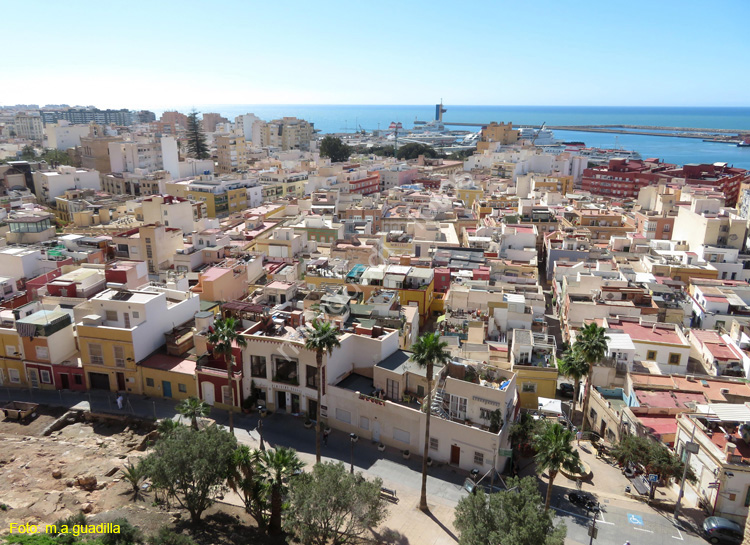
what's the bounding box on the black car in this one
[558,383,575,398]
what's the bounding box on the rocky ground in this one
[0,406,276,545]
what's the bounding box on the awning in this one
[696,403,750,423]
[537,396,563,415]
[436,315,446,323]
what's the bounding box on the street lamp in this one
[257,405,266,451]
[349,433,358,474]
[587,502,601,545]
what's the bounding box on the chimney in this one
[726,442,737,457]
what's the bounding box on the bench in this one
[629,476,650,496]
[380,487,398,502]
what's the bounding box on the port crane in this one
[531,122,546,146]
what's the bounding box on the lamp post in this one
[349,433,358,474]
[257,405,265,451]
[588,502,601,545]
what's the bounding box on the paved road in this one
[551,491,705,545]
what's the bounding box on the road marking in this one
[628,513,644,525]
[634,528,654,534]
[672,527,684,541]
[551,506,614,524]
[596,512,611,525]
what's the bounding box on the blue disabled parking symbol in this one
[628,514,644,526]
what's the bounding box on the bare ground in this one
[0,405,281,545]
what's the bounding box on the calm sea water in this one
[161,105,750,169]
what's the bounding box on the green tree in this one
[157,418,184,436]
[319,136,352,163]
[534,422,581,510]
[228,445,269,530]
[509,412,544,457]
[574,322,609,431]
[396,142,439,160]
[186,110,209,160]
[259,446,304,534]
[285,462,387,545]
[304,319,341,464]
[454,476,566,545]
[40,149,72,166]
[411,332,451,511]
[556,348,589,416]
[143,425,237,523]
[20,145,36,161]
[609,434,651,468]
[176,396,210,430]
[120,460,147,501]
[101,518,143,545]
[207,317,247,434]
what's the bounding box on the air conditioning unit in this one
[721,388,730,395]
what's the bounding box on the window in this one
[274,358,298,384]
[35,346,49,360]
[40,370,51,383]
[474,451,484,465]
[306,365,319,389]
[646,350,657,361]
[89,344,104,365]
[480,408,492,420]
[522,382,537,393]
[335,408,351,424]
[393,427,411,444]
[114,346,125,368]
[590,408,598,421]
[417,385,425,397]
[669,353,681,365]
[430,437,439,451]
[74,375,83,385]
[222,385,232,405]
[449,394,468,420]
[146,378,154,387]
[9,368,20,383]
[105,310,118,322]
[178,383,187,393]
[744,486,750,507]
[386,378,400,400]
[250,356,266,378]
[6,345,17,356]
[359,416,369,430]
[132,311,139,319]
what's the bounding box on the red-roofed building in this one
[605,316,691,374]
[689,329,744,377]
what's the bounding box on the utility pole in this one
[588,503,599,545]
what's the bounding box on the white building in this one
[140,195,195,234]
[32,165,100,203]
[45,121,90,150]
[234,113,262,143]
[13,112,43,141]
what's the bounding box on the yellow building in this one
[140,353,197,401]
[78,322,141,394]
[216,135,248,173]
[0,321,25,388]
[510,330,558,409]
[532,175,574,195]
[477,122,519,152]
[457,187,484,208]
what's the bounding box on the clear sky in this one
[3,0,749,109]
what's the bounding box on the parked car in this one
[567,492,599,512]
[703,516,743,545]
[558,383,575,398]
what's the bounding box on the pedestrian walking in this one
[323,428,329,446]
[116,394,124,410]
[576,430,582,445]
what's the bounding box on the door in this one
[291,394,300,414]
[308,399,318,421]
[123,313,131,328]
[28,369,40,389]
[60,373,70,390]
[202,382,215,405]
[277,391,287,411]
[450,445,461,465]
[162,381,172,398]
[89,372,110,390]
[372,420,381,443]
[116,372,126,391]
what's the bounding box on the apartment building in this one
[216,135,248,173]
[254,117,314,151]
[32,165,101,203]
[102,170,171,197]
[45,122,90,150]
[165,175,252,217]
[476,122,519,152]
[112,224,185,274]
[17,309,80,391]
[80,135,125,173]
[77,283,200,393]
[13,112,44,141]
[140,194,198,234]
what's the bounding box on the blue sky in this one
[4,0,749,108]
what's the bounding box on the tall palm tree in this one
[304,319,341,464]
[176,396,210,430]
[228,445,268,530]
[207,316,247,434]
[534,422,581,510]
[259,446,304,534]
[575,322,609,432]
[556,348,589,418]
[412,332,451,512]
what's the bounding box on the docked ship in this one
[738,137,750,147]
[518,127,558,146]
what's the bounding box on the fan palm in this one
[228,445,268,530]
[304,319,341,464]
[574,322,609,432]
[176,396,210,431]
[556,348,589,417]
[259,446,304,533]
[534,422,581,510]
[207,317,247,434]
[120,461,146,501]
[412,332,451,512]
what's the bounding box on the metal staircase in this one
[431,387,449,419]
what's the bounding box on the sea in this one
[159,105,750,169]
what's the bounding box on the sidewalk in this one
[0,387,467,545]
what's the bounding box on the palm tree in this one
[304,320,341,464]
[259,446,304,534]
[534,422,581,510]
[228,445,268,530]
[575,322,609,432]
[176,396,210,430]
[120,461,146,501]
[411,332,451,512]
[556,348,589,418]
[207,317,247,434]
